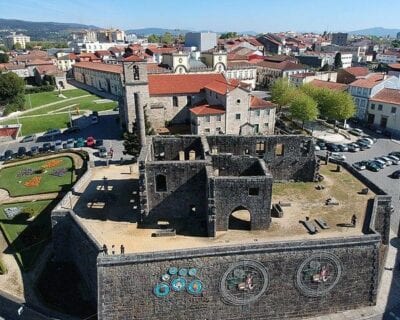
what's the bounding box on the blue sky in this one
[1,0,399,32]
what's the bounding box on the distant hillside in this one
[126,28,192,36]
[0,18,99,41]
[349,27,400,38]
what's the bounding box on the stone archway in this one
[228,206,251,230]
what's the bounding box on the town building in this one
[337,67,370,84]
[367,88,400,135]
[297,52,334,69]
[331,33,348,46]
[5,32,31,49]
[256,34,284,54]
[289,72,337,87]
[388,63,400,78]
[185,32,217,51]
[376,51,400,64]
[56,53,78,71]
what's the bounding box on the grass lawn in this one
[0,200,54,271]
[25,89,88,109]
[0,156,76,197]
[1,113,70,136]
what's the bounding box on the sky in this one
[1,0,400,33]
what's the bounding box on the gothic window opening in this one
[155,175,167,192]
[275,143,284,156]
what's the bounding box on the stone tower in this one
[122,55,149,146]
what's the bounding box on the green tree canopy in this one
[219,32,238,39]
[334,52,342,69]
[12,42,22,50]
[270,78,297,108]
[147,34,160,43]
[160,32,174,44]
[0,45,8,52]
[0,53,9,63]
[289,93,319,128]
[0,72,26,114]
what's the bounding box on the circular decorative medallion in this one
[153,282,170,297]
[161,274,170,281]
[168,267,178,275]
[171,277,186,291]
[296,252,343,297]
[188,268,197,277]
[178,58,183,63]
[218,55,222,61]
[178,268,188,276]
[220,260,269,305]
[187,280,203,295]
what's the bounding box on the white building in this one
[376,52,400,64]
[5,32,30,49]
[340,53,353,69]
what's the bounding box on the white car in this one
[387,155,400,165]
[314,144,321,151]
[349,128,363,136]
[330,152,346,162]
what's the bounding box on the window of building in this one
[255,141,265,155]
[216,127,221,133]
[236,99,241,104]
[187,95,192,105]
[254,124,259,133]
[249,187,259,196]
[378,104,383,111]
[173,96,178,107]
[275,143,284,156]
[392,107,397,114]
[255,110,260,117]
[204,128,210,133]
[235,113,241,120]
[371,103,375,110]
[205,115,210,122]
[155,175,167,192]
[264,123,269,128]
[216,115,221,122]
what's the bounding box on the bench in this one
[326,198,339,205]
[315,218,330,229]
[152,229,176,237]
[278,201,291,207]
[301,220,317,234]
[359,188,369,195]
[272,203,283,218]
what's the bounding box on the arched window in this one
[155,175,167,192]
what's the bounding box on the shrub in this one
[25,85,55,94]
[23,207,35,219]
[0,260,6,275]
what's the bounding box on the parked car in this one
[75,137,85,148]
[20,134,36,143]
[98,146,107,158]
[42,142,52,152]
[381,156,394,165]
[347,143,360,152]
[63,126,80,135]
[95,139,104,147]
[387,155,400,165]
[366,162,381,172]
[369,160,384,169]
[30,146,39,155]
[349,128,363,136]
[43,128,61,138]
[330,152,346,162]
[86,136,96,148]
[356,141,371,150]
[353,161,368,171]
[336,144,348,152]
[389,151,400,158]
[391,170,400,179]
[357,138,373,146]
[66,138,75,149]
[314,144,321,151]
[54,140,63,151]
[373,158,387,167]
[326,143,340,152]
[363,136,377,143]
[316,141,327,150]
[17,147,26,158]
[3,150,14,161]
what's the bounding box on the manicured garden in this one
[0,156,76,196]
[25,89,89,109]
[0,200,54,270]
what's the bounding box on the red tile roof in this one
[74,62,123,74]
[148,73,226,95]
[389,63,400,70]
[25,59,54,66]
[310,80,348,91]
[370,88,400,105]
[343,67,369,77]
[123,54,145,62]
[350,73,385,88]
[204,78,242,95]
[255,60,305,71]
[95,50,111,57]
[290,72,315,79]
[146,47,177,55]
[35,64,61,75]
[227,53,248,61]
[190,103,225,116]
[250,96,276,109]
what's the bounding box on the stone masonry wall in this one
[97,235,381,320]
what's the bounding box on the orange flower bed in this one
[24,176,42,188]
[42,159,63,169]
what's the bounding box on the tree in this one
[0,53,9,63]
[334,52,342,69]
[392,40,400,48]
[289,93,319,128]
[330,91,356,122]
[219,32,238,39]
[319,63,331,72]
[0,72,26,114]
[12,42,22,50]
[160,32,174,44]
[270,78,297,111]
[147,34,160,43]
[123,131,141,157]
[0,45,8,52]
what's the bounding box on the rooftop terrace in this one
[71,163,374,254]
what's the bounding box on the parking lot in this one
[0,110,129,163]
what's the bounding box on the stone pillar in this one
[134,93,146,146]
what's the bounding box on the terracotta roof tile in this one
[148,73,225,95]
[74,62,122,74]
[204,78,242,95]
[342,67,369,77]
[123,54,145,62]
[370,88,400,105]
[350,73,385,88]
[250,96,276,109]
[190,103,225,116]
[389,63,400,70]
[310,80,348,91]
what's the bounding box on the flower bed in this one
[16,168,34,178]
[42,159,63,169]
[24,176,42,188]
[51,168,67,177]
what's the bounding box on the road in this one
[0,110,131,164]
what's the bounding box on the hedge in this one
[25,85,55,94]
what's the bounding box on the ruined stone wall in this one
[97,235,381,320]
[152,136,204,161]
[207,135,317,181]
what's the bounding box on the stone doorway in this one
[228,206,251,230]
